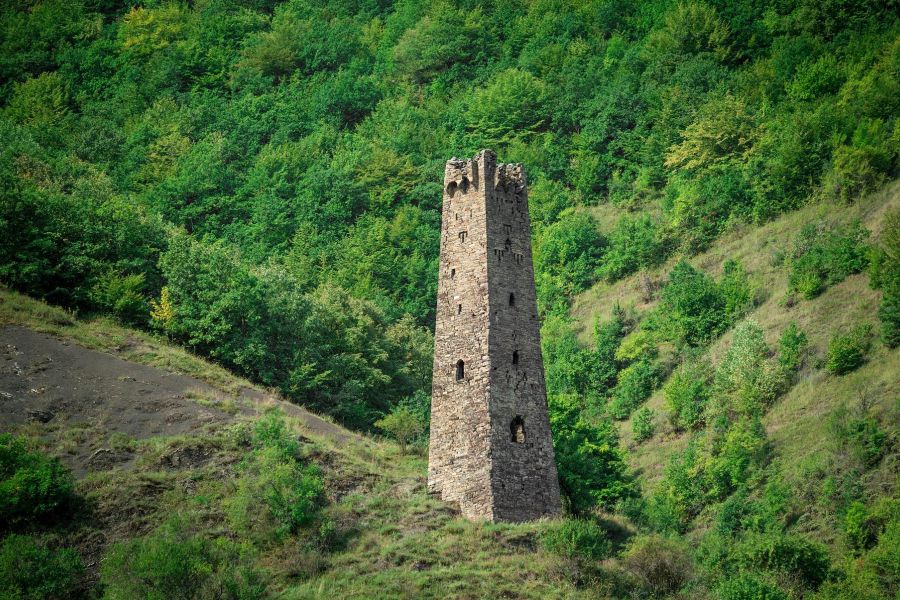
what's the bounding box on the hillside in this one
[572,180,900,550]
[0,290,617,599]
[2,178,898,598]
[1,0,899,598]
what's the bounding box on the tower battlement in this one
[428,150,562,522]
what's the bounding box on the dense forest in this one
[1,0,899,598]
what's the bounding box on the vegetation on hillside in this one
[1,0,899,597]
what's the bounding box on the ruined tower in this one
[428,150,562,522]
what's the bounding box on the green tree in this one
[375,405,425,453]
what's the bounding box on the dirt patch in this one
[0,325,351,475]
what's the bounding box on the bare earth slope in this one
[1,325,239,476]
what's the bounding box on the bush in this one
[872,207,900,347]
[548,394,635,513]
[0,434,74,528]
[714,320,782,416]
[228,411,325,540]
[375,405,425,453]
[0,534,83,600]
[541,518,612,561]
[251,409,299,457]
[823,119,895,203]
[788,221,869,299]
[827,403,888,468]
[633,407,656,443]
[777,322,808,373]
[826,326,870,375]
[736,532,830,587]
[100,518,265,600]
[660,260,728,347]
[622,535,693,597]
[814,511,900,599]
[608,360,659,420]
[90,271,148,325]
[717,572,788,600]
[664,361,711,430]
[720,260,754,322]
[844,501,877,552]
[535,210,607,302]
[600,214,669,282]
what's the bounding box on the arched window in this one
[509,292,515,307]
[512,350,519,365]
[510,416,525,443]
[455,360,464,381]
[460,177,469,193]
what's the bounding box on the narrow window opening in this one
[455,360,464,381]
[461,177,469,193]
[510,416,525,443]
[509,293,515,307]
[512,350,519,365]
[457,304,462,315]
[450,268,456,279]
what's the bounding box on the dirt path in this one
[0,325,349,475]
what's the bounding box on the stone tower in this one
[428,150,562,522]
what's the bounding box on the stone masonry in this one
[428,149,562,522]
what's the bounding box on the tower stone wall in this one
[428,150,562,522]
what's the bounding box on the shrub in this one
[872,207,900,347]
[664,361,711,430]
[608,360,659,420]
[823,119,895,203]
[717,572,788,600]
[633,407,656,443]
[228,446,324,540]
[584,312,626,395]
[827,404,888,468]
[788,221,869,299]
[736,532,830,587]
[714,320,782,416]
[777,322,808,373]
[0,534,83,600]
[622,535,693,597]
[814,517,900,600]
[228,411,325,540]
[100,518,265,600]
[375,405,425,453]
[89,271,148,325]
[600,214,669,282]
[826,325,870,375]
[660,260,727,347]
[541,518,612,561]
[251,410,299,458]
[0,434,74,528]
[720,260,754,322]
[535,210,607,300]
[706,418,769,500]
[844,501,877,552]
[548,394,635,513]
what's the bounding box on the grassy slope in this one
[1,289,617,600]
[570,181,900,546]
